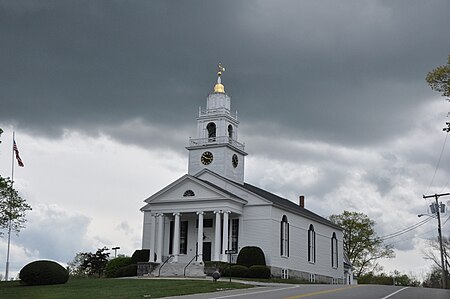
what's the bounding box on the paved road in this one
[166,284,450,299]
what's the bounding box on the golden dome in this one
[214,83,225,93]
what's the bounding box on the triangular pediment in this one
[141,174,247,211]
[194,169,275,206]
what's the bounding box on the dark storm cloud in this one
[1,0,449,147]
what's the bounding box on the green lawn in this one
[0,277,253,299]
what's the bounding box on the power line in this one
[440,176,450,194]
[386,215,450,246]
[426,131,449,195]
[378,215,435,241]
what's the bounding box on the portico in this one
[146,209,240,265]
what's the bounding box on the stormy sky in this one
[1,0,449,279]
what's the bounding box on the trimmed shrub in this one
[104,257,133,278]
[116,264,138,277]
[131,249,150,264]
[236,246,266,268]
[222,265,249,278]
[248,265,271,278]
[19,260,69,285]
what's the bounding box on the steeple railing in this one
[199,107,237,119]
[188,136,245,151]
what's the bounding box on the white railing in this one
[199,107,237,119]
[189,136,245,151]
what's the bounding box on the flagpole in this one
[5,132,15,281]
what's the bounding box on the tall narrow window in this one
[308,224,315,263]
[228,124,233,139]
[207,122,216,141]
[280,215,289,257]
[331,232,338,268]
[180,221,188,254]
[231,218,239,251]
[169,221,174,254]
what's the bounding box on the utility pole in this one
[423,192,449,289]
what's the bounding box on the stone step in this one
[150,261,205,278]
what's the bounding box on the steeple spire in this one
[214,62,226,93]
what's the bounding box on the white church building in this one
[140,65,350,283]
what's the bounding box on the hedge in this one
[104,257,133,278]
[19,260,69,285]
[236,246,266,268]
[131,249,150,264]
[116,264,137,277]
[222,265,249,278]
[248,265,271,278]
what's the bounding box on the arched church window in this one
[331,232,338,268]
[207,122,216,141]
[228,124,233,139]
[183,190,195,197]
[280,215,289,257]
[308,224,316,263]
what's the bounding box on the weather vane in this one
[217,62,225,77]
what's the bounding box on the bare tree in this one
[423,236,450,274]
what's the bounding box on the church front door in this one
[202,242,212,261]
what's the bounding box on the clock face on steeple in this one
[232,154,238,168]
[201,151,213,165]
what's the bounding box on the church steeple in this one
[186,64,247,183]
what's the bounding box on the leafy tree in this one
[426,55,450,100]
[0,176,32,236]
[423,265,450,289]
[0,128,32,235]
[329,211,395,277]
[358,270,421,286]
[67,252,89,277]
[79,247,110,277]
[68,248,110,278]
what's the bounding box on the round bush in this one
[19,260,69,285]
[236,246,266,268]
[115,264,137,277]
[222,265,249,278]
[248,265,271,278]
[105,257,133,278]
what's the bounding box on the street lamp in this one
[112,247,120,258]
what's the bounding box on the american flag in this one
[13,140,24,167]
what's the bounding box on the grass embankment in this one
[0,277,253,299]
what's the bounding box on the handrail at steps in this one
[183,254,200,277]
[158,255,174,277]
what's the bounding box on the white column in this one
[149,214,157,262]
[222,211,230,262]
[172,212,181,262]
[156,214,164,263]
[214,210,222,261]
[197,211,204,263]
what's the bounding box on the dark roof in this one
[242,182,342,230]
[197,170,341,230]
